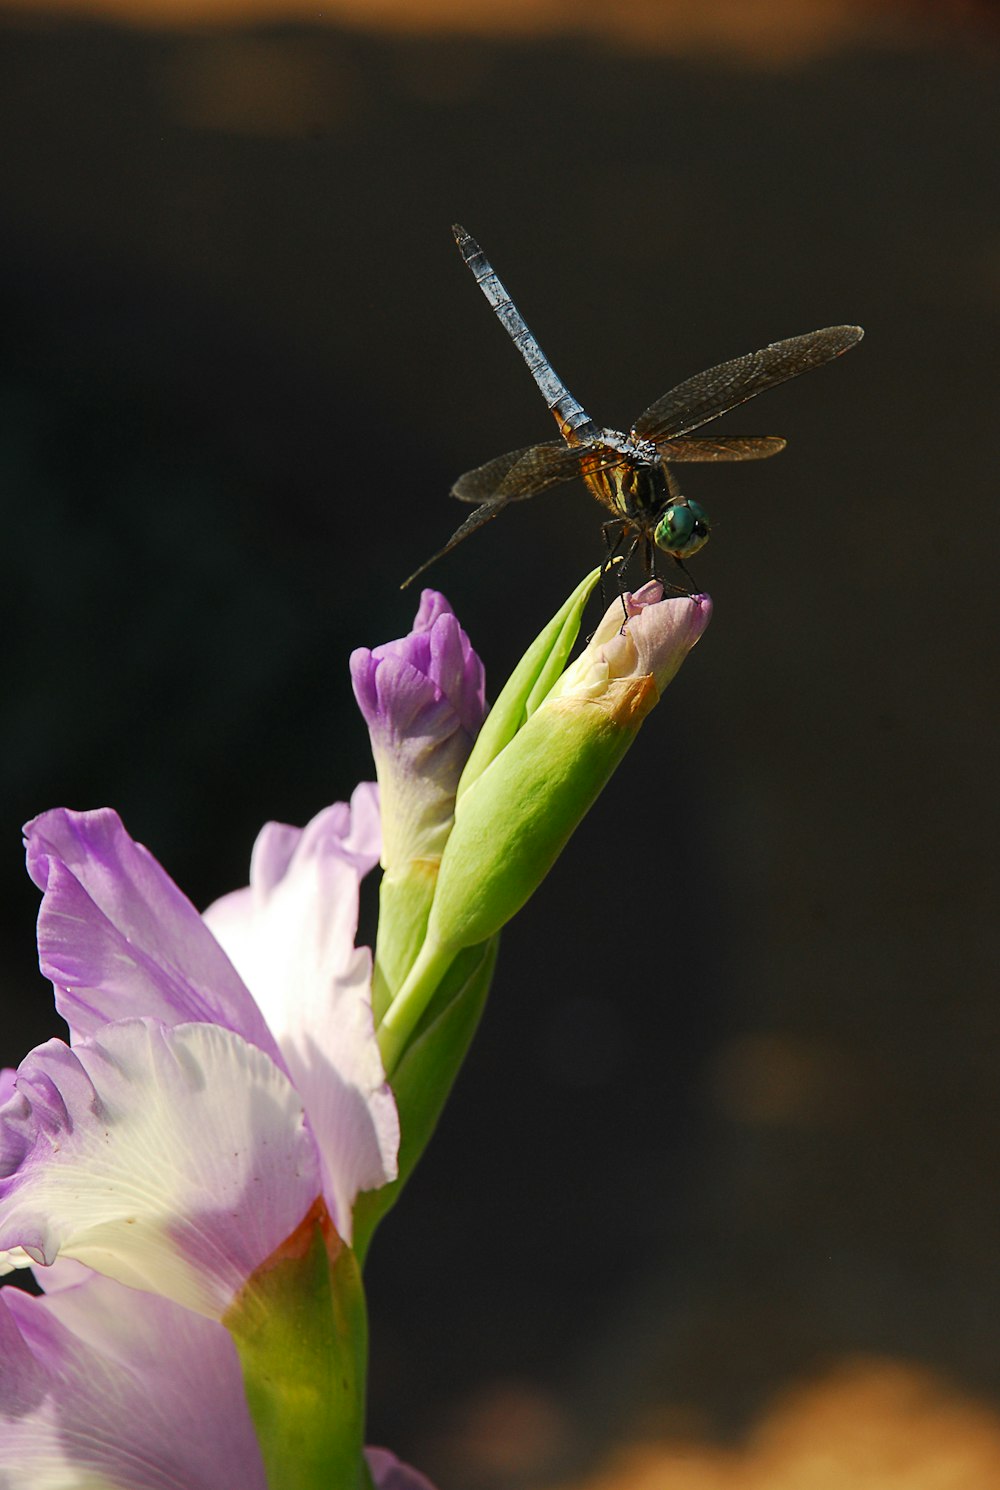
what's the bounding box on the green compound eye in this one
[653,500,711,558]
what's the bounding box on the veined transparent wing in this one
[654,435,787,461]
[632,326,863,443]
[404,442,602,588]
[400,494,524,588]
[451,440,592,503]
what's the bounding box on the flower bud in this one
[428,584,711,950]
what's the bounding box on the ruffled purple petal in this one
[25,808,278,1061]
[0,1270,267,1489]
[203,790,398,1242]
[0,1020,320,1318]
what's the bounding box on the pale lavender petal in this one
[624,587,713,692]
[340,779,382,865]
[0,1271,267,1489]
[0,1020,320,1318]
[247,783,380,895]
[350,592,486,869]
[32,1256,93,1293]
[552,586,712,703]
[204,792,398,1242]
[0,1070,14,1106]
[366,1446,439,1490]
[25,808,278,1060]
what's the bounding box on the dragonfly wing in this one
[404,442,602,589]
[401,497,517,589]
[632,325,863,442]
[655,435,787,461]
[452,440,590,502]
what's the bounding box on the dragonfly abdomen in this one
[453,224,595,443]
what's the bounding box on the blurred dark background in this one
[1,1,998,1485]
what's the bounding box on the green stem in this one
[376,934,456,1076]
[224,1207,369,1490]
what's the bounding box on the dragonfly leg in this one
[600,521,625,611]
[617,537,644,629]
[601,521,641,626]
[602,521,649,625]
[670,554,699,595]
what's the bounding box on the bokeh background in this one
[2,0,999,1485]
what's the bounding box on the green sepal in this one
[357,936,498,1266]
[223,1204,369,1490]
[456,566,602,803]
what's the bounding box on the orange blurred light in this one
[0,0,895,68]
[544,1358,1000,1490]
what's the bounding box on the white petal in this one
[205,800,399,1239]
[0,1020,321,1319]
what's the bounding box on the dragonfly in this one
[402,225,863,589]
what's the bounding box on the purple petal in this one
[1,1272,435,1489]
[350,593,486,869]
[353,591,486,741]
[25,808,278,1060]
[0,1020,320,1318]
[203,791,398,1242]
[366,1446,439,1490]
[411,587,454,634]
[1,1270,267,1488]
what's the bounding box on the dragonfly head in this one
[653,498,711,559]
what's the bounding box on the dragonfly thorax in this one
[582,429,665,519]
[580,429,712,560]
[592,428,660,467]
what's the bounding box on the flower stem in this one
[376,934,456,1076]
[224,1203,369,1490]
